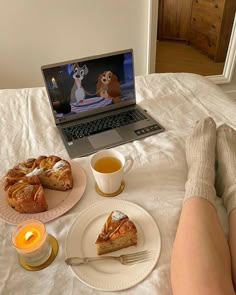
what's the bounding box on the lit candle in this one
[51,77,58,89]
[12,219,52,266]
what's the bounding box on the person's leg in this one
[171,118,235,295]
[171,198,234,295]
[216,124,236,289]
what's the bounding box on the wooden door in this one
[158,0,192,41]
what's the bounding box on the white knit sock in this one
[184,117,217,207]
[216,124,236,215]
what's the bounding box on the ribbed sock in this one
[216,124,236,215]
[184,117,217,207]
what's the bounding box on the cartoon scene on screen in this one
[43,52,135,119]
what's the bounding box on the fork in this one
[65,250,150,266]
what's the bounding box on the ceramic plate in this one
[65,199,161,291]
[72,97,104,107]
[0,161,87,224]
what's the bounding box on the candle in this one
[12,219,52,266]
[51,77,58,89]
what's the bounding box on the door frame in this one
[147,0,236,84]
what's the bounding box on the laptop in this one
[41,49,164,158]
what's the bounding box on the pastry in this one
[6,176,47,214]
[3,155,73,213]
[95,210,137,255]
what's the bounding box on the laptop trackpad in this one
[88,130,123,149]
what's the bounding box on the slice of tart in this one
[95,210,137,255]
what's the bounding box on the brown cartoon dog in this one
[96,71,121,103]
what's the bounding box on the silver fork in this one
[65,250,150,266]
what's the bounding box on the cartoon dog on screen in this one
[70,63,88,103]
[96,71,121,103]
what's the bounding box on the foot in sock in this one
[216,124,236,215]
[184,117,217,206]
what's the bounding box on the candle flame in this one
[25,231,34,241]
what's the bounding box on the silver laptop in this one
[41,49,164,158]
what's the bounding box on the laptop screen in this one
[41,49,136,124]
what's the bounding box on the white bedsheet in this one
[1,73,236,295]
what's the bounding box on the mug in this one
[90,149,133,196]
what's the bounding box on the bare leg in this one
[171,118,235,295]
[216,124,236,289]
[171,198,234,295]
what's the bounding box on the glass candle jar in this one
[12,219,52,266]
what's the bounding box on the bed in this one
[1,72,236,295]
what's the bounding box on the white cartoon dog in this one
[70,63,88,103]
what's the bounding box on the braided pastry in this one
[3,155,73,213]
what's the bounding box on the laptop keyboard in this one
[62,109,146,142]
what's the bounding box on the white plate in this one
[72,97,104,107]
[0,161,87,224]
[65,199,161,291]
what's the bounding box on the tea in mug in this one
[94,157,122,173]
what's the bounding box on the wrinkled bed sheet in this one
[1,73,236,295]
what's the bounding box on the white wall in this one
[0,0,149,89]
[1,0,236,92]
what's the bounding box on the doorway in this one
[155,40,224,76]
[154,0,236,78]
